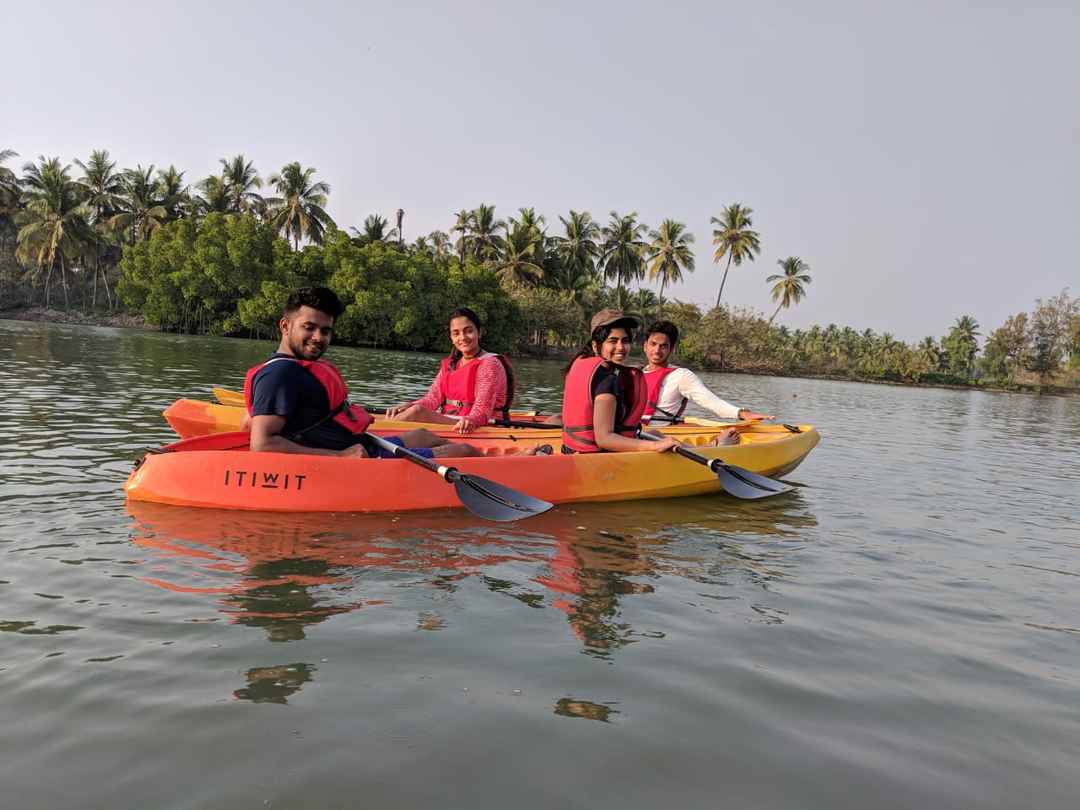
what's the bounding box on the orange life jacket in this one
[642,365,686,423]
[561,356,646,453]
[243,355,374,440]
[438,353,515,421]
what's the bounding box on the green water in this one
[1,319,1078,809]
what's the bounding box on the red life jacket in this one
[243,355,374,439]
[437,353,515,421]
[643,365,687,423]
[561,356,647,453]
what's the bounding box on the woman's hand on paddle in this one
[384,402,412,420]
[647,435,682,453]
[455,416,479,434]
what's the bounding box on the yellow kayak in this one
[164,397,755,440]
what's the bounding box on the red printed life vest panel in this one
[561,356,646,453]
[643,365,686,422]
[438,353,515,420]
[243,356,373,436]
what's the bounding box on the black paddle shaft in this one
[362,432,553,521]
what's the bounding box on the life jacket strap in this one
[561,425,598,448]
[645,396,687,424]
[288,399,349,442]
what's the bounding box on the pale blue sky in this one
[5,1,1078,340]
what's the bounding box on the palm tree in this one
[495,218,545,286]
[945,315,981,378]
[428,230,451,262]
[16,156,92,308]
[351,214,395,243]
[220,154,263,213]
[396,208,404,246]
[546,262,597,307]
[193,175,231,216]
[646,219,695,311]
[599,211,647,309]
[75,150,124,308]
[110,165,168,244]
[513,206,545,235]
[265,162,335,250]
[0,148,17,189]
[629,287,660,325]
[156,165,189,221]
[766,256,812,323]
[467,203,505,263]
[1,149,22,253]
[552,210,601,283]
[411,234,431,256]
[710,203,761,307]
[452,209,473,267]
[918,336,940,369]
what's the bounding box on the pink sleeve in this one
[414,364,448,411]
[461,357,507,423]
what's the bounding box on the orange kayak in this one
[124,424,819,513]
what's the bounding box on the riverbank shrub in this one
[115,215,527,352]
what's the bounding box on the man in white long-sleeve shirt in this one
[642,321,773,438]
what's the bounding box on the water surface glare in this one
[1,320,1078,809]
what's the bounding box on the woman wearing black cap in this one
[559,309,681,454]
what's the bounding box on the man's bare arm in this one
[249,414,367,456]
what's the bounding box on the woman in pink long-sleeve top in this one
[385,308,515,434]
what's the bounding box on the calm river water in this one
[1,319,1078,809]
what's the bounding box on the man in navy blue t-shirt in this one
[248,287,480,459]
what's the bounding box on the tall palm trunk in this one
[100,261,112,310]
[658,277,667,315]
[716,254,733,308]
[59,253,70,309]
[769,302,783,324]
[43,259,53,309]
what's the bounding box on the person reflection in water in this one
[535,529,655,655]
[234,662,315,704]
[222,555,357,642]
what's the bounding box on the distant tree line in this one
[1,148,1077,388]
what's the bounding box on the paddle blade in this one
[712,462,794,500]
[453,473,554,522]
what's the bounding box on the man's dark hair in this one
[283,286,344,320]
[646,320,679,348]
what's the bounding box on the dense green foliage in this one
[1,146,1077,387]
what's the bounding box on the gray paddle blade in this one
[453,474,554,522]
[712,463,794,500]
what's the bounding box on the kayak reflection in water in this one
[245,286,481,458]
[641,320,774,446]
[384,306,515,435]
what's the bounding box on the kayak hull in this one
[125,426,820,512]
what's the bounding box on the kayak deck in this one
[125,425,820,513]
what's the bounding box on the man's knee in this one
[433,442,481,458]
[400,428,436,447]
